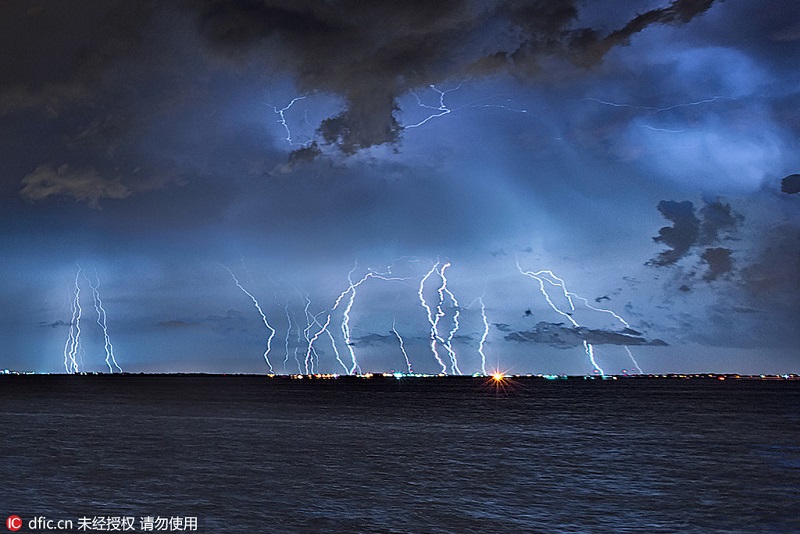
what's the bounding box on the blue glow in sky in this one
[1,0,798,374]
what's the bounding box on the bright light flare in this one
[483,368,517,397]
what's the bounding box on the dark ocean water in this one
[1,375,798,533]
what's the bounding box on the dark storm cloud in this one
[0,0,721,214]
[504,321,667,348]
[700,247,733,281]
[648,199,743,281]
[698,201,743,245]
[564,0,715,67]
[648,201,700,266]
[19,164,131,209]
[192,0,717,154]
[0,1,159,116]
[782,174,800,194]
[0,3,257,214]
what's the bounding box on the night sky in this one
[1,0,798,375]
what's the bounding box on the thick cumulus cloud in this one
[5,0,795,212]
[0,0,723,210]
[185,0,719,155]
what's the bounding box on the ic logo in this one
[6,516,22,532]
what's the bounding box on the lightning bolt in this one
[391,317,413,373]
[516,257,644,375]
[301,295,315,374]
[220,264,276,373]
[404,82,527,129]
[641,125,686,133]
[543,277,643,374]
[564,293,630,328]
[404,83,463,129]
[583,341,603,376]
[78,344,86,372]
[476,297,490,376]
[343,267,408,375]
[86,269,122,373]
[322,321,348,374]
[581,96,721,113]
[63,264,83,374]
[305,311,331,374]
[624,346,644,375]
[266,96,308,147]
[293,309,304,374]
[438,262,462,375]
[282,304,292,373]
[418,261,448,373]
[302,293,349,375]
[583,96,722,134]
[516,258,605,375]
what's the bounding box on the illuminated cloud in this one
[0,0,797,373]
[193,0,718,154]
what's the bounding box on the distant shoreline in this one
[1,372,797,381]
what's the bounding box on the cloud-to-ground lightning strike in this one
[86,269,122,373]
[305,311,331,374]
[64,264,83,374]
[416,261,465,374]
[220,264,276,373]
[418,261,448,373]
[310,265,409,375]
[391,317,413,373]
[302,294,348,374]
[266,96,308,147]
[438,262,462,375]
[516,258,606,375]
[301,295,317,374]
[516,257,644,375]
[542,276,643,374]
[474,297,490,376]
[293,307,304,374]
[404,83,527,129]
[282,304,292,373]
[624,346,644,375]
[321,320,348,374]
